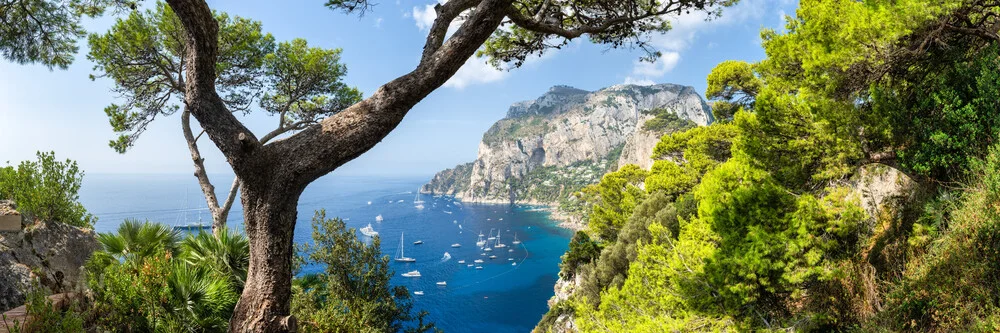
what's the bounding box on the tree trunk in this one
[228,179,301,332]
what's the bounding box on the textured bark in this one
[228,176,302,332]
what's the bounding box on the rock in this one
[423,83,713,206]
[852,163,920,223]
[0,201,99,312]
[0,200,21,231]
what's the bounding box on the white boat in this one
[508,258,514,261]
[512,233,521,245]
[375,214,383,222]
[436,281,447,286]
[398,199,404,203]
[487,228,496,241]
[415,204,425,210]
[368,201,372,205]
[413,240,423,245]
[484,247,492,252]
[494,229,507,248]
[499,218,503,221]
[467,264,474,267]
[480,253,486,256]
[414,291,424,295]
[508,249,514,252]
[360,224,379,237]
[458,224,462,230]
[474,259,484,263]
[511,262,516,266]
[489,255,497,259]
[451,243,461,248]
[394,232,416,262]
[414,189,425,204]
[458,260,465,264]
[453,220,457,224]
[476,232,486,247]
[402,270,421,277]
[475,266,483,270]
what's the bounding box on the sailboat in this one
[394,232,416,262]
[174,190,210,231]
[512,233,521,245]
[476,231,486,247]
[494,229,507,249]
[487,228,496,240]
[414,189,425,204]
[360,223,379,237]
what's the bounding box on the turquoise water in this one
[79,174,572,332]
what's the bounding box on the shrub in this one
[0,151,95,228]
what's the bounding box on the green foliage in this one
[0,151,95,228]
[86,221,248,332]
[88,1,361,152]
[871,44,1000,179]
[705,60,760,121]
[640,108,696,133]
[1,282,85,333]
[559,231,600,279]
[0,0,133,69]
[585,164,648,241]
[292,210,437,333]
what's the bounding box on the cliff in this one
[422,83,712,208]
[0,201,99,312]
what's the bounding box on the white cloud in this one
[624,0,772,84]
[632,52,680,77]
[443,58,507,89]
[412,4,436,31]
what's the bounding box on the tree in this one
[0,151,96,227]
[3,0,740,330]
[292,210,436,333]
[87,2,362,234]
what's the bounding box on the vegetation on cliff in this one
[539,0,1000,331]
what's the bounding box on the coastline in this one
[424,191,586,231]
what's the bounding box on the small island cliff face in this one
[422,83,713,226]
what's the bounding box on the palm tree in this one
[180,228,250,291]
[95,219,181,263]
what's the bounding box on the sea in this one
[79,173,573,333]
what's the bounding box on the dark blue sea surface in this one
[79,173,573,333]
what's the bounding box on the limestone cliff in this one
[422,83,712,207]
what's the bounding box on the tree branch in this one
[271,0,512,188]
[181,110,222,216]
[421,0,481,62]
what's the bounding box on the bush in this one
[86,220,247,332]
[292,210,438,333]
[1,282,85,333]
[559,231,600,279]
[0,151,95,228]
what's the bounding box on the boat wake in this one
[441,252,452,262]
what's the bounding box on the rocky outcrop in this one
[423,83,712,206]
[0,201,99,312]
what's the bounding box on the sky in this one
[0,0,797,179]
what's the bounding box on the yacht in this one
[375,214,383,222]
[436,281,447,286]
[512,233,521,245]
[508,249,514,252]
[508,258,514,261]
[451,243,461,248]
[360,224,379,237]
[413,240,423,245]
[415,204,425,210]
[474,259,484,263]
[489,255,497,259]
[475,266,483,270]
[487,228,496,240]
[414,291,424,295]
[444,211,453,214]
[484,247,493,252]
[394,232,416,262]
[476,232,487,247]
[467,264,474,267]
[511,262,517,266]
[458,260,465,264]
[367,201,372,205]
[402,270,421,278]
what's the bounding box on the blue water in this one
[79,173,572,333]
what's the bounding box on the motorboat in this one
[474,259,484,263]
[402,270,421,278]
[360,224,379,237]
[458,260,465,264]
[414,291,424,295]
[451,243,461,248]
[436,281,447,286]
[413,240,423,245]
